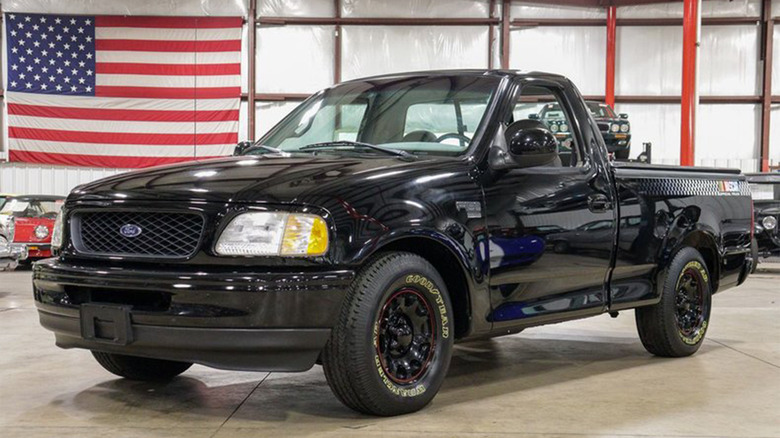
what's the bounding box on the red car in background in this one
[0,195,65,264]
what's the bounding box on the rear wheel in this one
[635,247,712,357]
[92,351,192,381]
[750,238,759,274]
[322,252,454,416]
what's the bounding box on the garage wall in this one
[1,0,780,196]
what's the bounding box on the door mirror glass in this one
[619,113,629,119]
[528,113,540,120]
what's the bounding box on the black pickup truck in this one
[34,70,753,416]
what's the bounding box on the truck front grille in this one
[74,211,205,258]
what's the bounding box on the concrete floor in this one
[1,268,778,438]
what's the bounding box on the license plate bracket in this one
[80,303,133,345]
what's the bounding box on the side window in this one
[510,85,582,167]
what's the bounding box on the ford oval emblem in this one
[119,224,142,238]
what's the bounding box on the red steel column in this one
[680,0,700,166]
[605,6,617,108]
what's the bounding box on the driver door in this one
[482,80,616,329]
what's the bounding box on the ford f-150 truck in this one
[34,70,754,416]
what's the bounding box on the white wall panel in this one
[255,101,300,139]
[619,0,760,19]
[343,0,489,18]
[342,26,489,81]
[258,0,334,17]
[511,2,605,19]
[0,163,128,196]
[699,26,759,96]
[257,26,335,93]
[510,27,605,96]
[770,105,780,166]
[617,26,682,95]
[773,27,780,95]
[614,104,680,162]
[3,0,247,16]
[238,100,249,142]
[697,104,759,172]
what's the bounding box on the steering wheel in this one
[436,133,471,144]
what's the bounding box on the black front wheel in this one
[322,252,454,416]
[635,247,712,357]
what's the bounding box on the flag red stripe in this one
[10,150,219,169]
[95,86,241,99]
[9,127,237,145]
[8,103,239,122]
[95,16,243,29]
[96,39,241,52]
[96,62,241,76]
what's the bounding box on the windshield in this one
[750,182,780,201]
[251,76,501,157]
[586,102,616,118]
[0,199,63,219]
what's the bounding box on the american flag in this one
[4,13,242,168]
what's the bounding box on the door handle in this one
[588,194,612,213]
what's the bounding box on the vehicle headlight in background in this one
[610,123,620,133]
[215,212,328,257]
[549,123,559,132]
[762,216,777,230]
[34,225,50,240]
[51,212,64,249]
[620,123,630,133]
[560,123,569,132]
[7,219,15,243]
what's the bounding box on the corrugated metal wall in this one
[1,0,779,196]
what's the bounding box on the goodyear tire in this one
[92,352,192,381]
[322,252,454,416]
[635,247,712,357]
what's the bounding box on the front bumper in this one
[12,243,49,260]
[603,133,631,152]
[33,258,354,371]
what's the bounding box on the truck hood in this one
[70,154,445,204]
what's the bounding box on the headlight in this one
[610,123,620,133]
[7,219,15,243]
[762,216,777,230]
[549,123,559,132]
[34,225,50,240]
[51,212,64,249]
[560,123,569,132]
[215,212,328,257]
[620,123,630,133]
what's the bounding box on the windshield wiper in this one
[299,141,413,158]
[242,143,288,155]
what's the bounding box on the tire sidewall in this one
[663,248,712,354]
[357,257,454,410]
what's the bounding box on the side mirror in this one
[528,114,540,120]
[619,113,629,119]
[490,120,559,169]
[234,141,253,156]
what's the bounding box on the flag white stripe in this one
[6,92,240,111]
[97,51,240,64]
[95,27,240,41]
[9,115,238,135]
[8,138,234,157]
[95,74,241,88]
